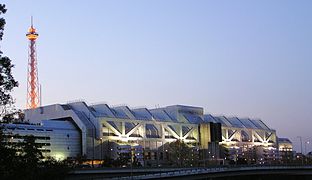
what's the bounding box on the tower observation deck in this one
[26,17,40,109]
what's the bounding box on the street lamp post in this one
[130,147,134,180]
[305,141,310,155]
[297,136,303,165]
[86,113,96,168]
[100,138,103,162]
[297,136,303,154]
[108,128,110,158]
[305,141,310,165]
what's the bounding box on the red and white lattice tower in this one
[26,17,40,109]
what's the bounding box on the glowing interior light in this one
[54,153,65,161]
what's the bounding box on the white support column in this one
[126,123,142,137]
[121,121,125,136]
[142,123,146,138]
[179,125,183,140]
[102,121,122,136]
[225,129,229,139]
[161,124,165,140]
[265,132,273,143]
[164,125,180,139]
[228,130,237,141]
[253,130,264,143]
[183,127,194,139]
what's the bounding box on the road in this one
[66,166,312,180]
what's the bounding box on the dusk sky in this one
[1,0,312,152]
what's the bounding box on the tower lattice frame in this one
[26,18,40,109]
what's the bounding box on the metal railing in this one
[111,165,312,180]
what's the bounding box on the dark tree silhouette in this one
[0,126,20,179]
[0,4,71,179]
[0,131,72,180]
[21,135,44,164]
[167,140,199,167]
[0,4,18,119]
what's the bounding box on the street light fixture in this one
[304,141,310,165]
[305,141,310,155]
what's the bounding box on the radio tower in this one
[26,17,40,109]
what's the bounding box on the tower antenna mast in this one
[26,17,40,109]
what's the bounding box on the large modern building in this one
[1,101,278,166]
[278,138,294,164]
[1,119,81,160]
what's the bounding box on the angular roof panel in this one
[110,107,130,119]
[250,119,270,130]
[203,114,218,123]
[227,117,245,128]
[239,118,258,129]
[214,116,232,127]
[131,108,153,121]
[149,109,174,122]
[90,104,115,118]
[183,113,204,124]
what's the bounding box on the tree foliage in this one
[2,109,24,123]
[0,4,18,118]
[0,4,7,40]
[167,140,199,167]
[0,5,70,179]
[0,128,72,180]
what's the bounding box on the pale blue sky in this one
[1,0,312,152]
